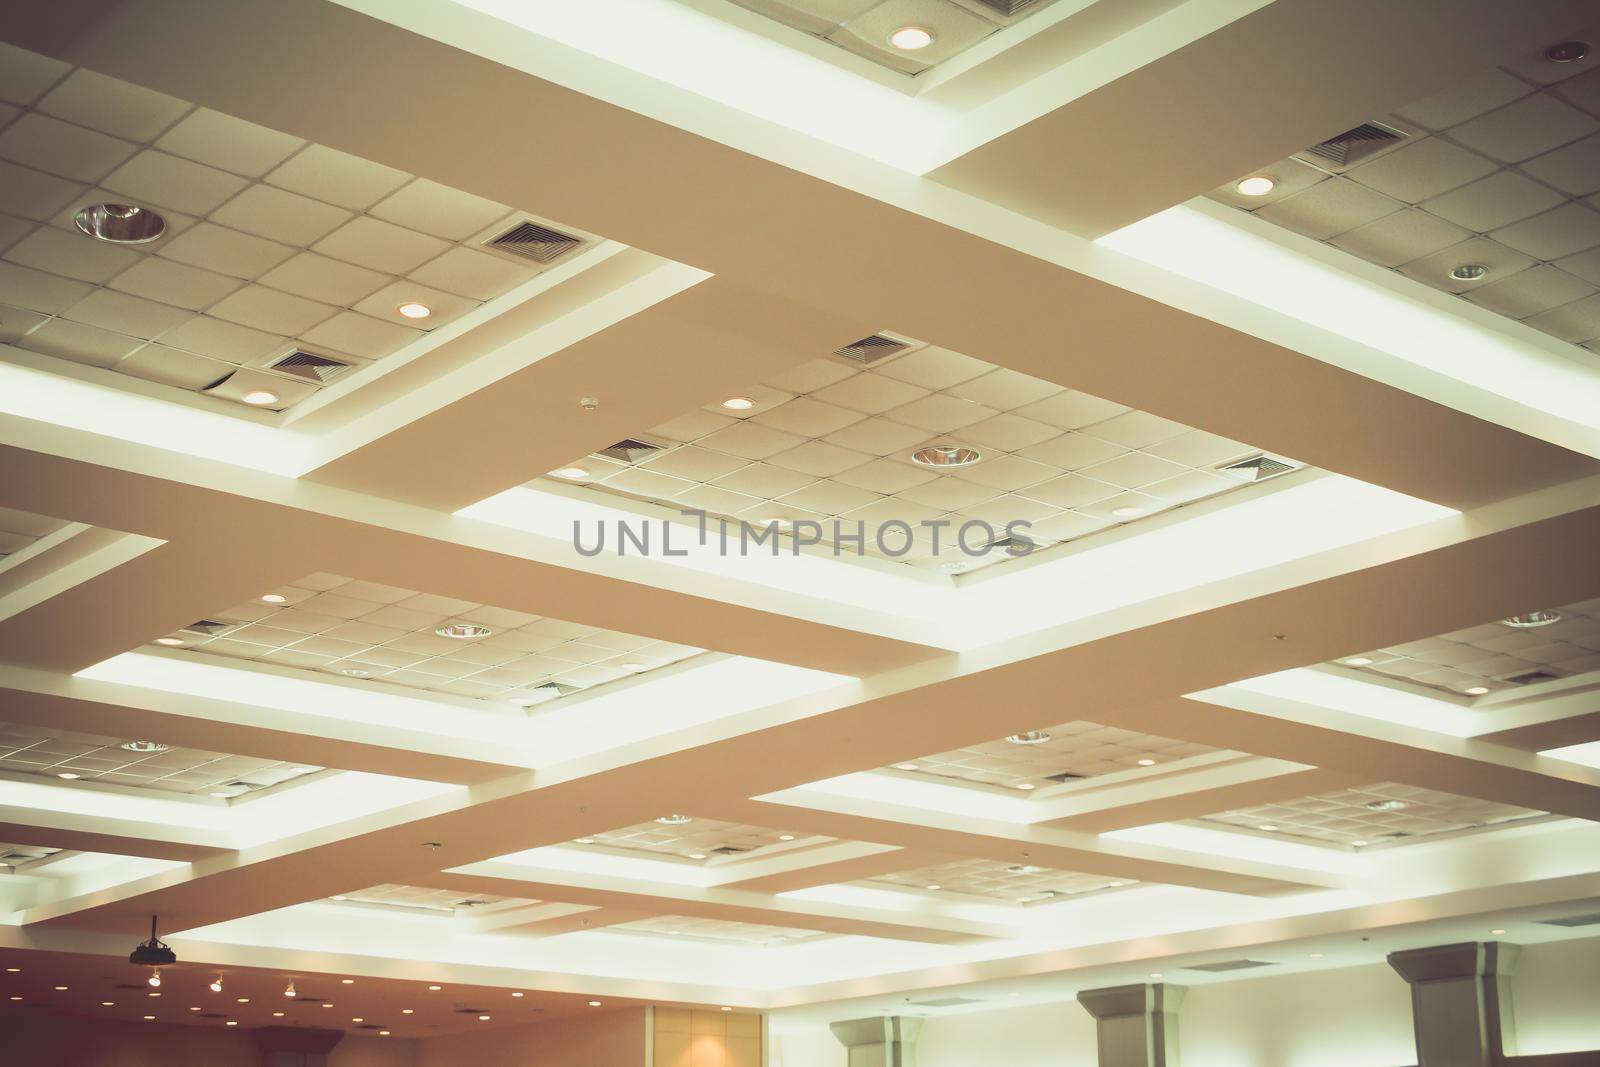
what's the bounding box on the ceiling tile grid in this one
[1211,54,1600,351]
[1334,599,1600,696]
[0,720,319,796]
[167,573,704,705]
[581,819,817,862]
[0,504,68,556]
[0,49,563,412]
[0,842,63,868]
[890,718,1221,791]
[865,858,1134,904]
[541,349,1291,571]
[616,914,829,946]
[1198,781,1546,849]
[333,884,524,914]
[725,0,1062,76]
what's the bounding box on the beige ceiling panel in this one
[0,112,135,182]
[108,255,242,309]
[15,317,142,366]
[210,183,352,245]
[265,143,410,210]
[35,68,188,141]
[101,148,249,215]
[154,106,306,177]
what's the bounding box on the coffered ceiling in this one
[3,0,1600,1043]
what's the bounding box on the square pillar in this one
[1387,941,1519,1067]
[830,1016,921,1067]
[1077,983,1186,1067]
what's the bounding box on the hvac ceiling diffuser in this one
[1297,121,1407,170]
[485,219,583,263]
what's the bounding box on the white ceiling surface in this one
[0,505,67,556]
[5,0,1600,1035]
[549,345,1292,571]
[169,572,703,704]
[1213,40,1600,352]
[0,44,556,412]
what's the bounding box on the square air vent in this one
[181,619,234,636]
[1218,455,1295,482]
[970,0,1043,14]
[1502,669,1561,686]
[269,349,353,384]
[485,219,583,264]
[1044,771,1086,783]
[834,333,913,366]
[1537,912,1600,928]
[529,681,585,698]
[1298,121,1408,170]
[597,438,667,463]
[710,845,748,855]
[1185,959,1275,972]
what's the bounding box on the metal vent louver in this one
[1044,771,1086,783]
[181,619,234,636]
[485,220,582,264]
[909,996,983,1008]
[1218,455,1295,482]
[1185,959,1276,972]
[710,845,747,855]
[1503,669,1561,686]
[1299,121,1407,169]
[970,0,1043,14]
[834,334,911,365]
[530,681,585,698]
[1537,912,1600,928]
[986,534,1037,557]
[598,438,666,464]
[269,349,353,384]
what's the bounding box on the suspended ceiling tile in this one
[157,221,296,280]
[369,178,510,241]
[257,251,391,306]
[1346,136,1499,204]
[1254,178,1404,241]
[1462,264,1598,319]
[0,112,136,183]
[300,310,422,360]
[114,343,233,389]
[108,254,244,310]
[1520,132,1600,196]
[313,216,451,275]
[0,303,47,342]
[1393,67,1533,130]
[1525,292,1600,343]
[206,284,337,336]
[1490,201,1600,261]
[0,159,86,221]
[210,183,353,246]
[0,260,93,314]
[0,40,69,106]
[153,107,306,178]
[101,149,250,216]
[1395,236,1535,294]
[158,314,287,363]
[1420,170,1566,232]
[1329,208,1474,268]
[265,143,411,210]
[407,245,537,301]
[15,317,143,367]
[1449,93,1600,163]
[34,68,188,142]
[61,288,191,340]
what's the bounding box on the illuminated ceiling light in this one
[588,1000,602,1007]
[284,982,296,998]
[655,814,693,825]
[4,967,18,973]
[122,740,170,754]
[1137,758,1156,766]
[1007,864,1045,875]
[1448,262,1488,282]
[720,1006,733,1013]
[273,1011,285,1017]
[57,772,81,779]
[148,991,161,998]
[321,1002,333,1008]
[54,985,69,991]
[911,444,980,468]
[427,986,442,991]
[1351,840,1368,848]
[888,25,934,50]
[380,1030,391,1036]
[147,970,162,988]
[210,977,223,993]
[925,884,942,891]
[435,623,493,639]
[1343,657,1373,666]
[552,466,590,480]
[352,1017,364,1023]
[210,791,232,798]
[893,762,919,770]
[1464,686,1490,696]
[721,396,754,411]
[396,301,432,320]
[778,834,795,842]
[1110,506,1146,519]
[226,1021,239,1027]
[1308,952,1324,959]
[1502,610,1561,628]
[1149,972,1163,979]
[574,838,596,845]
[189,1006,201,1012]
[512,992,524,998]
[241,389,280,406]
[687,852,708,860]
[1257,823,1279,832]
[1364,799,1408,811]
[341,978,355,985]
[402,1008,415,1014]
[155,637,186,646]
[340,668,371,677]
[143,1015,155,1021]
[1235,175,1276,196]
[101,1001,114,1006]
[478,1014,491,1021]
[74,203,166,243]
[260,593,288,604]
[1107,881,1129,888]
[1546,40,1590,62]
[1005,731,1051,745]
[1015,782,1036,791]
[236,997,249,1003]
[1491,927,1507,935]
[129,916,176,969]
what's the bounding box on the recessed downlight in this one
[655,813,693,825]
[1449,262,1488,282]
[121,740,170,753]
[589,1000,602,1007]
[552,466,590,480]
[1007,864,1045,875]
[778,834,795,841]
[1257,823,1279,831]
[155,637,186,646]
[1235,176,1276,196]
[1502,610,1561,628]
[1546,40,1590,62]
[1464,685,1490,696]
[396,301,432,320]
[1136,758,1156,766]
[74,203,166,244]
[721,396,754,411]
[925,883,942,890]
[687,852,708,860]
[1491,927,1507,935]
[912,444,980,468]
[1364,799,1408,811]
[57,772,81,780]
[1015,782,1036,791]
[435,623,493,639]
[340,668,372,678]
[889,25,934,50]
[1111,506,1146,519]
[242,389,280,406]
[1343,657,1373,666]
[260,593,288,604]
[1005,731,1050,745]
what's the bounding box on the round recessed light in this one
[1464,685,1490,696]
[926,884,942,891]
[74,203,167,244]
[54,985,68,991]
[756,516,791,530]
[1111,506,1146,519]
[321,1002,333,1008]
[341,978,355,985]
[1448,262,1488,282]
[1005,730,1051,745]
[210,791,232,799]
[273,1011,285,1017]
[618,662,648,673]
[778,834,795,841]
[1351,840,1368,847]
[1007,864,1045,875]
[56,772,81,780]
[121,740,170,753]
[721,1006,733,1013]
[435,623,493,639]
[912,444,981,468]
[1546,40,1590,63]
[1015,782,1036,791]
[893,762,919,771]
[1308,952,1324,959]
[1364,799,1408,811]
[1257,823,1279,832]
[340,668,371,677]
[655,813,693,825]
[552,466,590,480]
[402,1008,415,1014]
[1149,972,1164,980]
[512,992,524,998]
[396,302,432,320]
[1343,656,1373,666]
[427,985,442,991]
[588,1000,602,1007]
[1137,758,1156,767]
[102,1001,114,1006]
[242,389,280,406]
[352,1017,363,1023]
[687,852,708,860]
[889,25,934,50]
[1235,175,1276,196]
[261,593,288,604]
[1502,610,1561,628]
[210,978,223,993]
[1107,881,1129,888]
[380,1030,391,1036]
[574,838,596,845]
[1491,927,1507,935]
[155,637,186,646]
[721,396,755,411]
[478,1014,491,1021]
[226,1021,239,1027]
[143,1015,155,1021]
